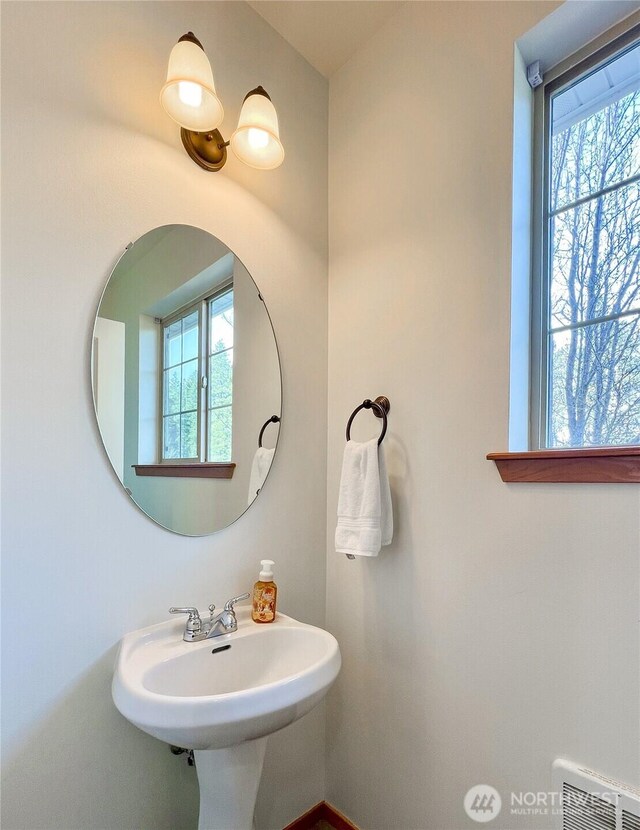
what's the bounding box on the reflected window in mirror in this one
[162,308,200,461]
[160,286,234,464]
[207,288,234,461]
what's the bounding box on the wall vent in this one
[553,760,640,830]
[623,810,640,830]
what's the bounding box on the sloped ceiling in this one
[247,1,404,77]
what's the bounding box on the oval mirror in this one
[92,225,281,535]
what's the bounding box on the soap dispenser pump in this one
[252,560,277,623]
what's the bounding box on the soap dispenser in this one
[252,560,277,623]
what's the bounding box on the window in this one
[162,309,200,460]
[161,286,234,463]
[207,289,234,461]
[533,32,640,449]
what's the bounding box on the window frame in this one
[159,300,205,464]
[158,280,233,465]
[530,23,640,450]
[205,286,234,464]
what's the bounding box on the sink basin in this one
[112,608,341,750]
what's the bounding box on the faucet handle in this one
[223,593,250,612]
[169,606,200,617]
[169,607,202,633]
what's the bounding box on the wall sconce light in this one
[161,32,284,172]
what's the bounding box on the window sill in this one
[133,463,236,479]
[487,446,640,483]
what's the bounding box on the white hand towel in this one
[248,447,275,505]
[335,438,393,557]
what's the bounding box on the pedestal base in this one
[193,738,268,830]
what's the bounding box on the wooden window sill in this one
[487,446,640,483]
[133,463,236,479]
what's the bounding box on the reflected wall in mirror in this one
[92,225,281,535]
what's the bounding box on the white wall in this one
[326,3,640,829]
[1,2,327,828]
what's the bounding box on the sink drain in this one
[169,746,194,766]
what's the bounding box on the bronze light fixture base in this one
[180,128,228,172]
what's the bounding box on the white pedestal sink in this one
[112,609,341,830]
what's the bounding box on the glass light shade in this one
[230,90,284,170]
[160,38,224,132]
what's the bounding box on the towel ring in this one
[345,396,390,446]
[258,415,280,448]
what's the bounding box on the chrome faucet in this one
[169,593,250,642]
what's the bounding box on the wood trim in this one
[283,802,360,830]
[322,805,360,830]
[133,463,235,479]
[487,446,640,483]
[282,803,324,830]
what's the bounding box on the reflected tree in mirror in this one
[208,289,234,462]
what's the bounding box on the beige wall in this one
[326,3,640,828]
[1,2,327,828]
